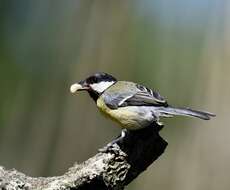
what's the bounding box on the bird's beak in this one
[70,83,89,94]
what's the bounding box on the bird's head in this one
[70,72,117,101]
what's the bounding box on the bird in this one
[70,72,215,131]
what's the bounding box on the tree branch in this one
[0,125,167,190]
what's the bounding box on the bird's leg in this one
[149,114,164,131]
[156,120,164,127]
[153,118,164,131]
[99,129,128,153]
[151,113,164,129]
[107,129,127,146]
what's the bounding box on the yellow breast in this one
[96,97,145,130]
[96,98,118,121]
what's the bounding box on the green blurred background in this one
[0,0,228,189]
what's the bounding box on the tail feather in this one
[159,106,216,120]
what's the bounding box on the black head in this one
[83,72,117,86]
[70,72,117,101]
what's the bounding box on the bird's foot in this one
[157,121,163,126]
[99,129,128,153]
[155,121,164,131]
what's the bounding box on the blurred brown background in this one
[0,0,229,189]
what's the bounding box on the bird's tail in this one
[158,106,215,120]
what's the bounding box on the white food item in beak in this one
[70,83,84,93]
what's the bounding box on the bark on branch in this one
[0,125,167,190]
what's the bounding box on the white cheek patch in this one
[90,81,114,93]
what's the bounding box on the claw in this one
[98,129,128,153]
[157,121,164,126]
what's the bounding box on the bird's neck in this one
[88,90,99,102]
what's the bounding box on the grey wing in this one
[120,84,168,107]
[103,83,168,109]
[102,92,135,109]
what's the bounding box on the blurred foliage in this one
[0,1,229,190]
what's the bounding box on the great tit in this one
[70,72,215,130]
